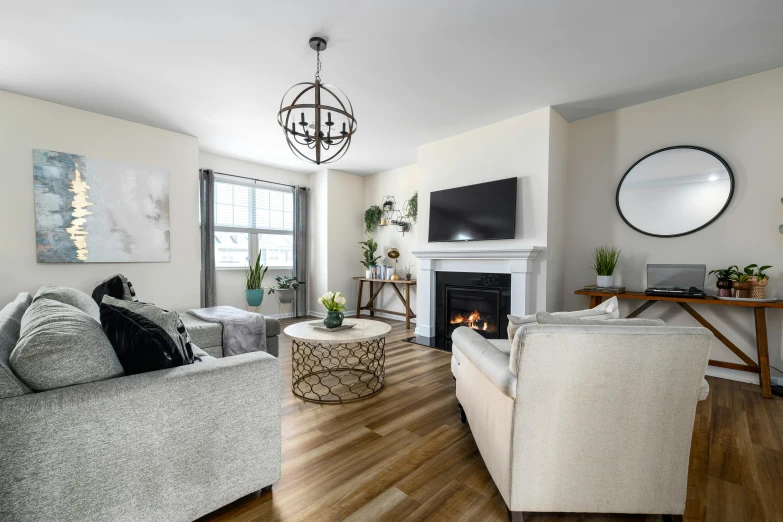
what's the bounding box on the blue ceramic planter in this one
[245,289,264,307]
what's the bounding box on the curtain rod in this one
[213,171,307,190]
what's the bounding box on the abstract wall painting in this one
[33,149,170,263]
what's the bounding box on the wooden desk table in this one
[353,277,416,329]
[575,290,783,398]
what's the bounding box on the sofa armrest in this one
[0,352,281,522]
[452,326,517,398]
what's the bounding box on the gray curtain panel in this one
[199,169,217,308]
[293,186,308,317]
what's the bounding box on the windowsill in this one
[216,267,294,271]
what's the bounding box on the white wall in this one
[199,152,311,315]
[546,110,569,311]
[416,107,553,314]
[563,67,783,383]
[0,90,200,311]
[361,164,419,318]
[306,169,365,314]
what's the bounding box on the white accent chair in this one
[451,324,712,521]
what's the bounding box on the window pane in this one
[258,233,293,268]
[256,188,270,209]
[215,231,249,268]
[270,210,284,229]
[284,210,293,230]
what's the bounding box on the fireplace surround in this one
[407,247,542,351]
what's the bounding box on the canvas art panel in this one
[33,149,170,263]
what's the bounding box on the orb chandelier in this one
[277,37,357,165]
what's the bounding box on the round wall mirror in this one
[616,146,734,237]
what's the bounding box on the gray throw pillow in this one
[0,293,33,398]
[34,285,100,322]
[11,299,124,391]
[101,296,194,361]
[535,311,666,327]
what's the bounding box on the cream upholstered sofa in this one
[451,320,712,521]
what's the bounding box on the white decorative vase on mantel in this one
[597,275,614,288]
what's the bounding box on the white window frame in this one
[214,176,294,271]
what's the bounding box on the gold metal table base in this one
[291,337,386,403]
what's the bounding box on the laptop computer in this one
[645,264,707,298]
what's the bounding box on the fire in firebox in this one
[449,310,497,333]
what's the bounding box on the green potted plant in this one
[318,291,347,328]
[407,192,417,223]
[245,251,268,306]
[268,275,305,304]
[730,270,753,298]
[383,200,394,211]
[745,264,773,299]
[404,262,414,281]
[364,205,382,234]
[709,266,738,297]
[591,246,621,288]
[359,236,381,278]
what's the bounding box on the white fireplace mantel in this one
[409,247,543,338]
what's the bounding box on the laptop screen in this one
[647,264,706,291]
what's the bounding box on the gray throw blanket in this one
[187,306,267,357]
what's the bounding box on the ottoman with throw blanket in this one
[182,306,280,359]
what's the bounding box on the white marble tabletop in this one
[284,318,392,344]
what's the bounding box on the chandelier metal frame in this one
[277,37,358,165]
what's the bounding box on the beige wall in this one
[199,152,311,316]
[562,67,783,383]
[416,107,553,313]
[0,90,200,311]
[361,164,419,318]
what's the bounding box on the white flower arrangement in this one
[319,291,347,312]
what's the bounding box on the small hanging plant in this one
[407,192,418,223]
[364,205,382,234]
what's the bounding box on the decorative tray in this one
[714,296,778,303]
[309,321,356,332]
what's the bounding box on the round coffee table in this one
[284,319,391,403]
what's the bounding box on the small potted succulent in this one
[268,275,305,304]
[318,291,347,328]
[383,200,394,211]
[745,264,772,299]
[591,246,621,288]
[709,266,738,297]
[730,270,753,298]
[404,262,414,281]
[359,236,381,278]
[245,251,268,306]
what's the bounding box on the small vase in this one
[365,268,373,278]
[245,289,264,307]
[597,275,614,288]
[324,310,344,328]
[405,273,412,281]
[750,278,769,299]
[716,279,732,297]
[732,281,752,298]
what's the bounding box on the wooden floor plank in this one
[199,316,783,522]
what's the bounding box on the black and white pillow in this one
[92,274,140,306]
[100,296,198,369]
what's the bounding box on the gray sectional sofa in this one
[0,289,282,522]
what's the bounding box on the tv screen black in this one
[428,177,517,242]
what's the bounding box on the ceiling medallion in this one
[277,37,358,165]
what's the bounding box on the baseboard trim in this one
[306,310,416,324]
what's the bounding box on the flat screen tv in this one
[428,177,517,242]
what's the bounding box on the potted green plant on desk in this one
[745,264,773,299]
[709,266,738,297]
[359,236,381,279]
[268,276,305,304]
[731,270,753,298]
[591,246,621,288]
[245,252,268,306]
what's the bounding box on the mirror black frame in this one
[615,145,735,238]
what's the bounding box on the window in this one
[214,178,294,269]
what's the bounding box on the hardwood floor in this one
[200,316,783,522]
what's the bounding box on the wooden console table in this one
[575,290,783,398]
[353,277,416,329]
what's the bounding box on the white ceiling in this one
[2,1,783,175]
